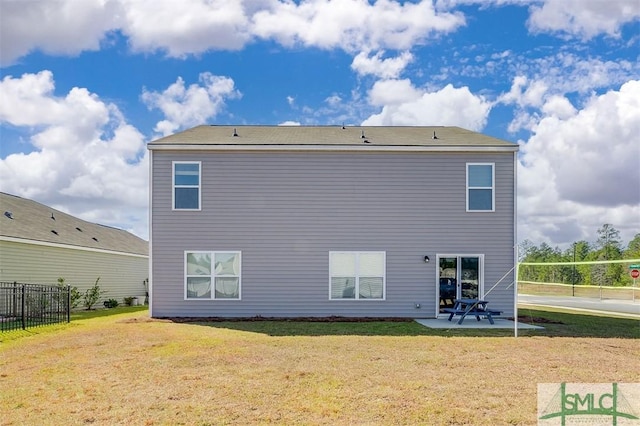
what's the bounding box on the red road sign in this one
[631,269,640,279]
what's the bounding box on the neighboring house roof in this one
[0,192,148,256]
[147,125,519,152]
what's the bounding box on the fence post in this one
[21,283,26,330]
[13,281,18,317]
[67,284,71,323]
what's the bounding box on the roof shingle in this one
[147,125,518,150]
[0,192,148,256]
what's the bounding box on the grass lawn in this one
[0,307,638,425]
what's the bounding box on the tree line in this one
[518,224,640,287]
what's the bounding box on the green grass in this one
[2,306,637,341]
[0,306,148,342]
[517,307,640,338]
[188,308,639,339]
[70,304,148,320]
[1,306,637,425]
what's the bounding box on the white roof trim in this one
[1,236,149,259]
[147,144,519,153]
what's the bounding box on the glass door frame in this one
[435,254,485,314]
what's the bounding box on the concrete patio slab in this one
[415,316,544,330]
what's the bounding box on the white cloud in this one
[141,72,241,136]
[541,95,576,119]
[119,0,253,56]
[363,82,492,130]
[435,0,529,8]
[518,80,640,246]
[351,51,413,79]
[0,71,148,238]
[0,0,121,65]
[278,121,301,126]
[498,53,638,132]
[367,79,422,106]
[324,95,343,108]
[2,0,637,67]
[435,0,640,40]
[527,0,640,40]
[0,70,69,126]
[500,76,548,109]
[252,0,465,52]
[1,0,464,64]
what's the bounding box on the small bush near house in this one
[57,278,82,310]
[104,299,119,308]
[25,293,48,315]
[123,297,136,306]
[83,277,106,310]
[70,287,81,309]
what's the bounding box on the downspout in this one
[514,151,519,337]
[148,148,153,318]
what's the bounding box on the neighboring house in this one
[0,192,148,306]
[148,125,519,318]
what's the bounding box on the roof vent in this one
[51,213,55,220]
[232,128,238,137]
[361,130,366,139]
[432,131,438,140]
[4,211,13,219]
[92,237,99,242]
[51,230,58,235]
[76,227,83,232]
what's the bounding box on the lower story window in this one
[330,251,385,300]
[185,251,241,300]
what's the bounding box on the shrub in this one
[123,296,135,306]
[103,299,119,308]
[26,293,48,315]
[70,287,81,309]
[83,277,106,310]
[57,277,81,310]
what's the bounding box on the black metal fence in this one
[0,282,71,332]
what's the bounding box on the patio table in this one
[442,298,502,325]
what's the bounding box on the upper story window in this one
[329,251,385,300]
[467,163,494,212]
[173,161,201,210]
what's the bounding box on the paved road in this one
[518,294,640,318]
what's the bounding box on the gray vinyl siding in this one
[0,240,148,306]
[150,150,515,318]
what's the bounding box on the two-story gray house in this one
[147,125,518,318]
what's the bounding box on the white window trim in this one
[329,251,386,301]
[184,250,242,300]
[466,162,495,212]
[172,161,202,211]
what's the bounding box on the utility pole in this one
[572,243,576,297]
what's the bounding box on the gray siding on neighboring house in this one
[0,240,148,306]
[0,192,149,308]
[150,149,516,318]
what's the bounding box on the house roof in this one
[147,125,519,152]
[0,192,148,256]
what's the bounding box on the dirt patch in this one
[117,317,172,324]
[513,316,564,324]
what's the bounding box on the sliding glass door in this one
[437,255,483,313]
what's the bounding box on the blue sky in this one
[1,0,639,248]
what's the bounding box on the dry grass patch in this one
[1,310,638,425]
